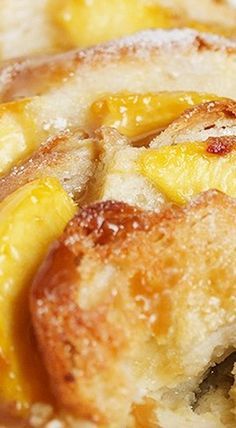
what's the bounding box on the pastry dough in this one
[94,100,236,210]
[31,190,236,427]
[0,25,235,428]
[0,29,235,159]
[0,130,98,205]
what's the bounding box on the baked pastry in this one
[94,100,236,210]
[0,0,235,60]
[0,129,98,205]
[1,97,235,426]
[0,27,235,428]
[1,98,235,212]
[31,190,236,427]
[151,99,236,148]
[0,29,235,179]
[1,29,235,104]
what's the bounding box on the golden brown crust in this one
[206,136,236,155]
[31,190,236,426]
[90,101,236,213]
[151,99,236,147]
[0,130,98,204]
[178,99,236,122]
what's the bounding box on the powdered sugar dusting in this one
[0,28,235,95]
[7,28,236,69]
[105,28,197,50]
[75,28,236,63]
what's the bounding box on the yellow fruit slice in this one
[48,0,235,49]
[0,98,44,176]
[0,177,75,412]
[49,0,178,48]
[90,92,223,140]
[187,19,236,38]
[139,142,236,204]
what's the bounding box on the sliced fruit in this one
[49,0,179,48]
[139,141,236,204]
[90,92,223,140]
[0,177,75,412]
[0,97,45,176]
[188,19,236,38]
[48,0,236,49]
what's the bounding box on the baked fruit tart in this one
[0,19,235,428]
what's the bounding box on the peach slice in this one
[0,177,75,411]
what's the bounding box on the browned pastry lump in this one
[31,190,236,427]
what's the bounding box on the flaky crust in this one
[93,100,236,212]
[0,130,98,204]
[151,99,236,147]
[2,98,236,213]
[31,191,236,426]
